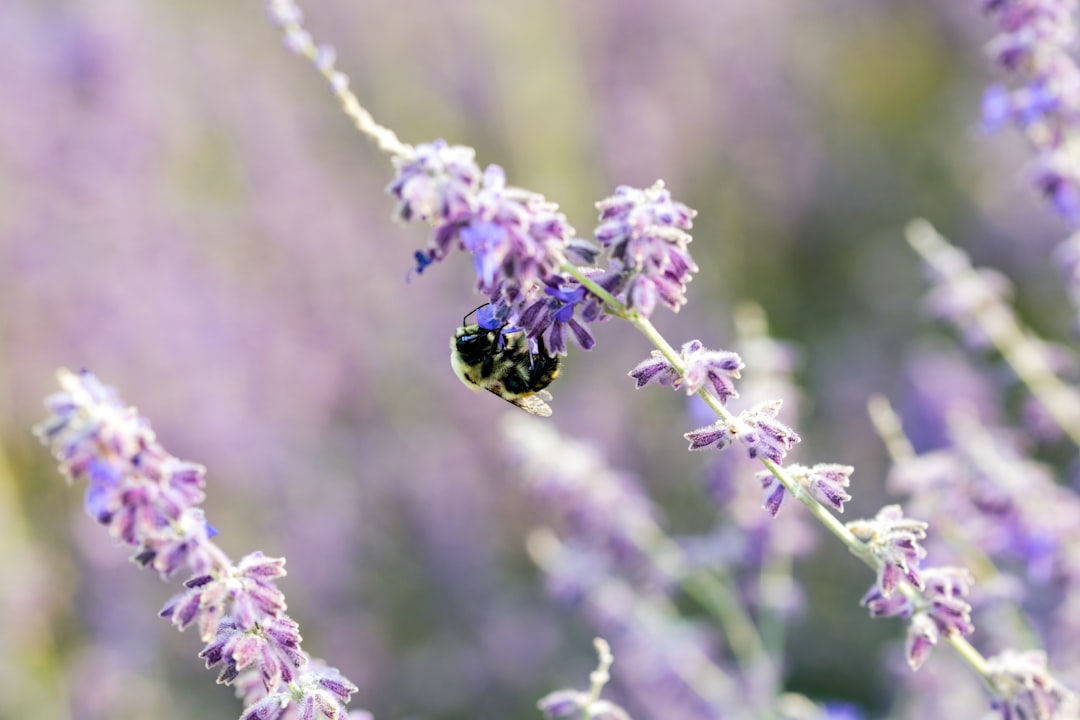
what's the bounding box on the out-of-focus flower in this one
[34,369,360,718]
[980,0,1080,225]
[847,505,928,596]
[527,530,737,719]
[502,414,660,567]
[985,649,1080,720]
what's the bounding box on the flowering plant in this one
[18,1,1080,719]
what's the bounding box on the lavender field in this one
[3,1,1079,719]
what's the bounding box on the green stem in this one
[906,219,1080,449]
[582,638,613,720]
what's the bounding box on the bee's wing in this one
[508,389,553,417]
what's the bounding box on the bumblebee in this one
[450,313,563,416]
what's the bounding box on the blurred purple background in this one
[2,1,1075,718]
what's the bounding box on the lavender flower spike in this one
[34,370,360,720]
[387,142,579,324]
[981,0,1080,224]
[34,369,213,576]
[595,181,699,317]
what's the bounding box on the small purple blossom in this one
[905,612,940,672]
[628,340,744,403]
[387,142,573,296]
[685,400,800,465]
[758,471,787,517]
[238,665,359,720]
[901,566,976,671]
[923,262,1013,351]
[629,350,682,389]
[595,181,698,316]
[985,649,1080,720]
[860,585,915,619]
[200,615,305,691]
[797,463,854,512]
[537,692,631,720]
[386,140,481,227]
[684,421,737,452]
[736,400,801,464]
[921,566,976,639]
[515,280,598,355]
[847,505,928,596]
[537,690,590,717]
[753,463,852,519]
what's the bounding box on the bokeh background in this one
[1,1,1074,719]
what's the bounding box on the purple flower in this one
[502,415,660,569]
[386,140,481,227]
[901,566,976,671]
[388,142,580,315]
[797,463,854,512]
[758,471,787,517]
[238,663,359,720]
[161,551,288,641]
[735,400,801,464]
[628,340,744,403]
[847,505,928,596]
[905,612,940,672]
[754,463,852,519]
[686,400,800,465]
[684,421,737,452]
[980,0,1080,226]
[629,350,683,389]
[595,181,698,316]
[514,280,598,355]
[985,650,1079,720]
[860,585,915,619]
[200,615,305,691]
[923,263,1013,351]
[537,693,631,720]
[537,690,590,717]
